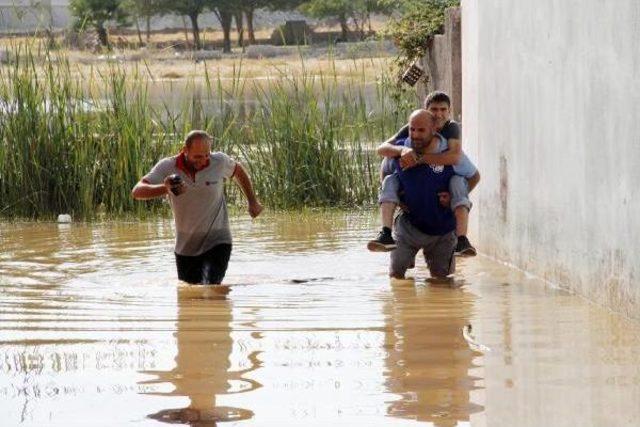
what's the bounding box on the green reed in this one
[0,42,412,219]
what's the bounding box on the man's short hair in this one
[424,91,451,108]
[184,130,212,148]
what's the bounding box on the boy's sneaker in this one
[367,229,396,252]
[455,235,477,257]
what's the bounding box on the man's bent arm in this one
[233,163,263,218]
[377,141,404,158]
[420,138,462,165]
[131,180,168,200]
[381,124,409,149]
[382,132,400,147]
[420,151,461,165]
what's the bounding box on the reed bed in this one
[0,42,415,219]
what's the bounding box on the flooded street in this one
[1,211,640,426]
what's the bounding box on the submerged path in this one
[1,212,639,426]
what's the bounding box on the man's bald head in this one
[408,109,436,150]
[409,109,434,124]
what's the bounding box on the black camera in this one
[168,174,183,195]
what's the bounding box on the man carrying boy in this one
[367,91,480,256]
[384,109,458,279]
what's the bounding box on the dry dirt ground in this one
[0,28,397,82]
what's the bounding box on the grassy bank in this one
[0,42,416,219]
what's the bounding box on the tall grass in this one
[0,42,414,219]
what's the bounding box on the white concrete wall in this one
[462,0,640,319]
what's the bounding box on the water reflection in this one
[384,280,484,425]
[142,289,258,424]
[0,222,174,287]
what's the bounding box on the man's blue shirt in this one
[393,138,456,236]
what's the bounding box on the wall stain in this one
[499,154,508,223]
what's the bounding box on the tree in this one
[299,0,352,40]
[121,0,159,45]
[223,0,271,46]
[234,0,266,45]
[234,9,244,47]
[298,0,391,40]
[383,0,459,66]
[345,0,393,38]
[244,3,256,44]
[361,0,394,34]
[231,0,301,45]
[209,0,240,53]
[159,0,209,50]
[69,0,128,48]
[216,0,306,45]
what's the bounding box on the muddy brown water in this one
[1,212,639,426]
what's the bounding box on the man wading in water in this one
[368,91,480,257]
[132,130,263,285]
[377,109,458,280]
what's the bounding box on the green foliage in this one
[265,0,307,10]
[0,42,173,218]
[69,0,128,32]
[120,0,155,15]
[299,0,350,18]
[300,0,390,18]
[384,0,459,67]
[299,0,392,38]
[120,0,159,22]
[158,0,208,16]
[156,0,238,50]
[0,43,409,219]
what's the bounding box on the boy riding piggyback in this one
[368,91,480,257]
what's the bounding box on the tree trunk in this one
[45,27,55,49]
[181,16,190,47]
[338,14,349,40]
[234,11,244,47]
[218,10,233,53]
[96,23,109,48]
[352,16,362,40]
[189,13,201,50]
[245,8,255,44]
[135,17,143,47]
[146,16,151,43]
[358,13,367,40]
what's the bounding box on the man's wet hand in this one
[249,200,263,218]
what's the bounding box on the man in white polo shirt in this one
[132,130,263,284]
